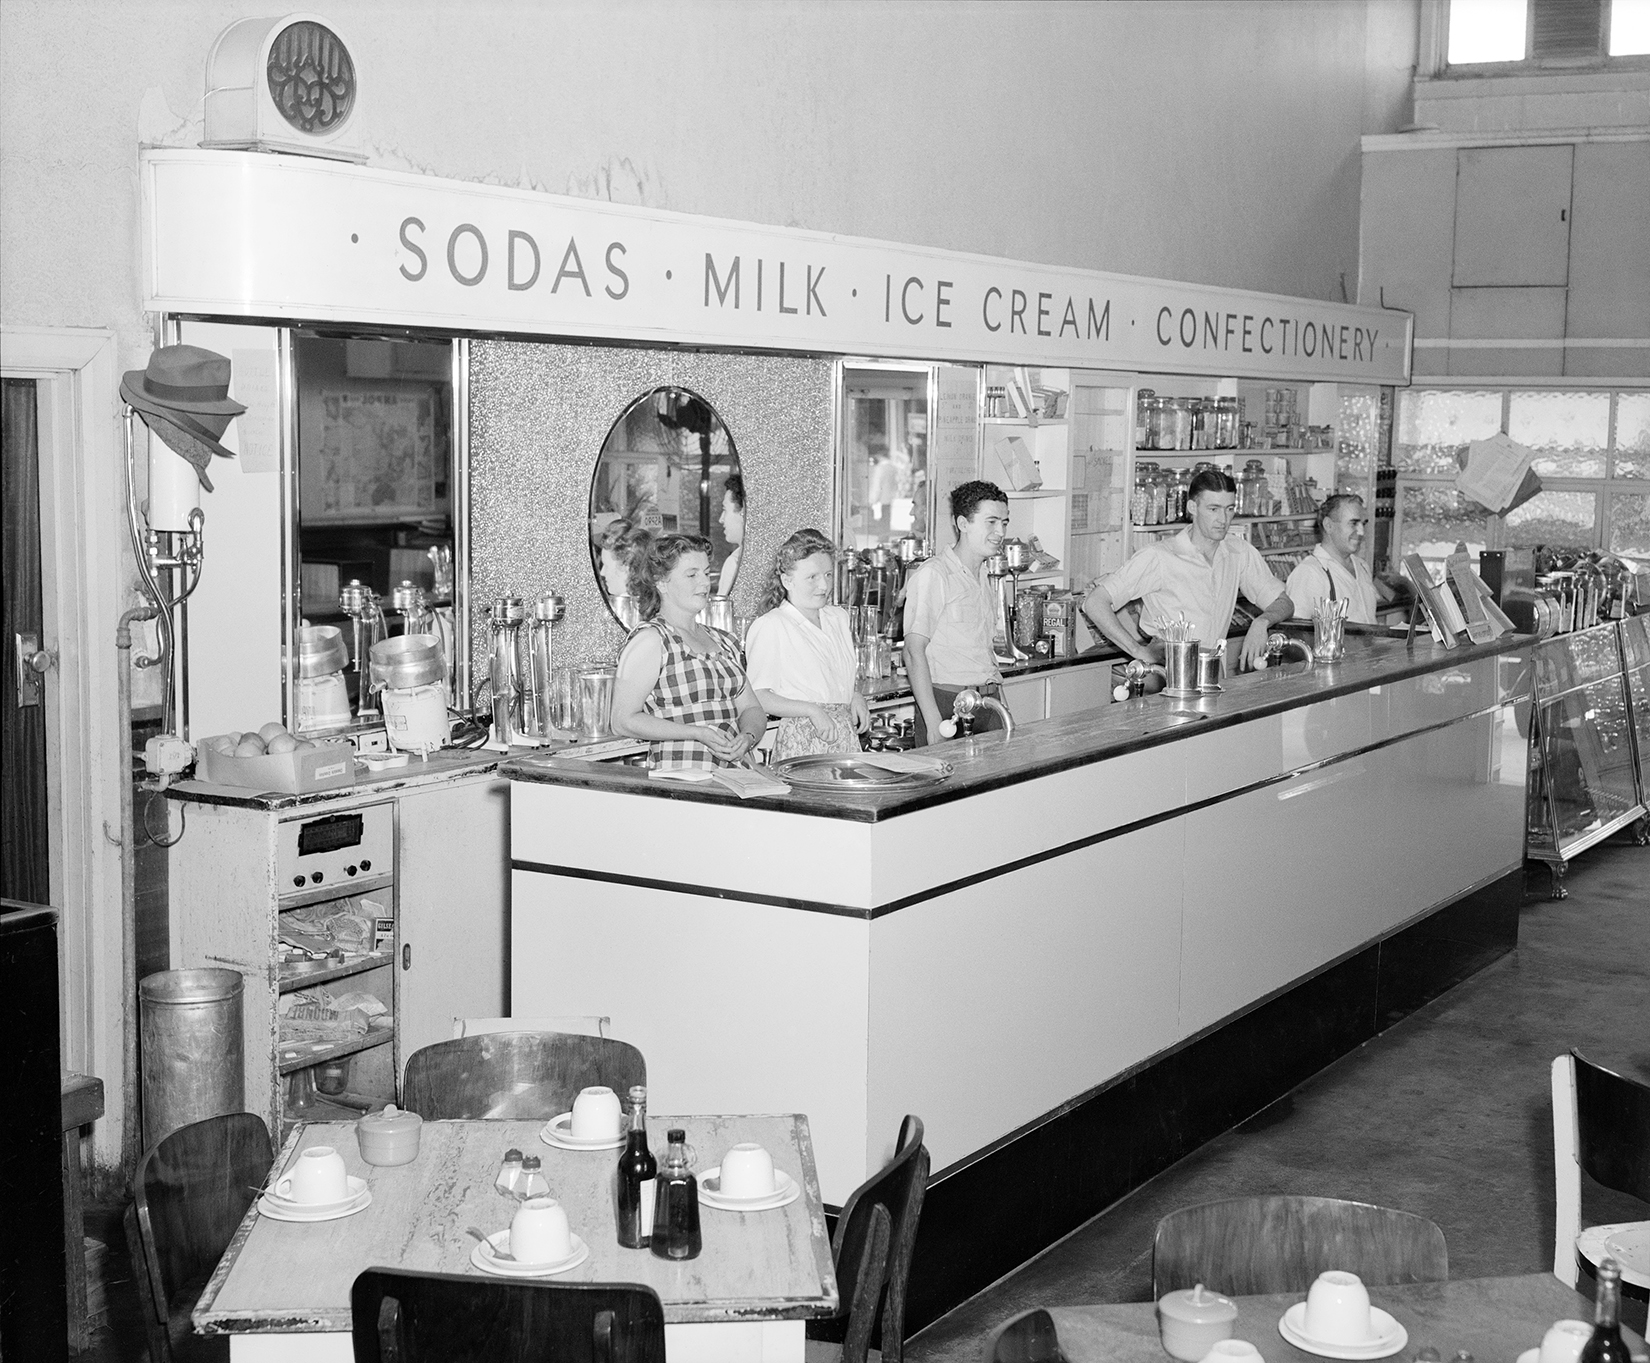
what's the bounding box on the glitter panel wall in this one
[469,340,836,678]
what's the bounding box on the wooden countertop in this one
[503,632,1532,824]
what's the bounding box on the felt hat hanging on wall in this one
[120,345,246,492]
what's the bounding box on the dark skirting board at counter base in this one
[891,865,1523,1338]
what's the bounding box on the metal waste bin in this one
[139,968,245,1149]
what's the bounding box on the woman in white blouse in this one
[744,528,870,760]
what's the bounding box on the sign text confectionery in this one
[143,150,1410,384]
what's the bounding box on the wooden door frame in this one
[1,326,126,1176]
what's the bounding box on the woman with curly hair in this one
[594,519,653,601]
[610,532,767,771]
[744,528,868,760]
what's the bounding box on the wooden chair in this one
[452,1014,611,1039]
[127,1111,274,1363]
[983,1307,1070,1362]
[807,1114,929,1363]
[1552,1049,1650,1287]
[401,1031,646,1121]
[350,1268,666,1362]
[1152,1195,1448,1298]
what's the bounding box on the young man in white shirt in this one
[1082,468,1293,669]
[1284,493,1398,626]
[903,479,1010,746]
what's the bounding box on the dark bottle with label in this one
[1578,1258,1631,1363]
[649,1127,702,1260]
[615,1085,656,1249]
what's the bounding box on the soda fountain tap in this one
[939,688,1014,742]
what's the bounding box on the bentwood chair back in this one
[1152,1195,1448,1298]
[452,1014,611,1039]
[809,1114,930,1363]
[1551,1049,1650,1286]
[984,1307,1071,1362]
[351,1269,666,1362]
[401,1031,646,1121]
[127,1111,274,1363]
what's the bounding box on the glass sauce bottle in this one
[615,1085,657,1249]
[650,1128,702,1260]
[1578,1258,1631,1363]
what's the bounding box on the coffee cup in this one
[510,1197,573,1264]
[570,1086,623,1139]
[719,1143,777,1199]
[1302,1271,1373,1345]
[1198,1342,1263,1363]
[275,1145,349,1204]
[1539,1320,1592,1363]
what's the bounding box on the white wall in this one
[0,0,1418,1179]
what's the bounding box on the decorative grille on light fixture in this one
[202,13,366,163]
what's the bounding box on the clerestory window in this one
[1445,0,1650,68]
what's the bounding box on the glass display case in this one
[1525,621,1649,897]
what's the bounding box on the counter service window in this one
[293,335,456,716]
[589,386,743,626]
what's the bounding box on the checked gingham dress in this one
[634,617,749,771]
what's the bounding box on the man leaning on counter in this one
[1285,492,1399,625]
[1082,468,1294,669]
[904,479,1011,747]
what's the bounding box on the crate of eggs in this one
[196,722,357,795]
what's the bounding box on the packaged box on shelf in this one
[197,738,357,795]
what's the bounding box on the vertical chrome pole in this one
[453,337,472,711]
[277,328,299,729]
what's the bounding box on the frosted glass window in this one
[1509,391,1610,478]
[1614,393,1650,479]
[1449,0,1526,61]
[1611,0,1650,55]
[1398,485,1490,570]
[1395,390,1502,474]
[1503,490,1598,548]
[1336,388,1381,483]
[1609,493,1650,555]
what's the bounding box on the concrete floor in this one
[907,838,1650,1363]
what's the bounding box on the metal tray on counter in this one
[773,753,953,790]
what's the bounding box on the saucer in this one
[1516,1351,1540,1363]
[699,1167,800,1211]
[258,1181,372,1223]
[1604,1222,1650,1280]
[1279,1303,1408,1360]
[539,1112,627,1151]
[470,1230,589,1277]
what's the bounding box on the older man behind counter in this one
[1082,468,1293,670]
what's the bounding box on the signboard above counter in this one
[141,150,1411,385]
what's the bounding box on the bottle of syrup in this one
[649,1128,702,1260]
[615,1085,656,1249]
[1578,1258,1631,1363]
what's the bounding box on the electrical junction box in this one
[202,13,366,163]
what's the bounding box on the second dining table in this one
[1043,1274,1650,1363]
[193,1113,839,1363]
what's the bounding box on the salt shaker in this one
[518,1155,549,1201]
[495,1147,523,1197]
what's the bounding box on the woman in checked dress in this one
[610,533,767,771]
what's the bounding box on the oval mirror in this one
[589,386,744,626]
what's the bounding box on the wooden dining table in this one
[193,1114,839,1363]
[1043,1273,1650,1363]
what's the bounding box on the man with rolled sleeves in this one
[1082,468,1293,670]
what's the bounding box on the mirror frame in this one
[587,384,743,626]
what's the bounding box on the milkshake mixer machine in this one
[339,579,387,719]
[520,591,565,740]
[483,594,527,745]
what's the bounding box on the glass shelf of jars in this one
[1005,488,1070,499]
